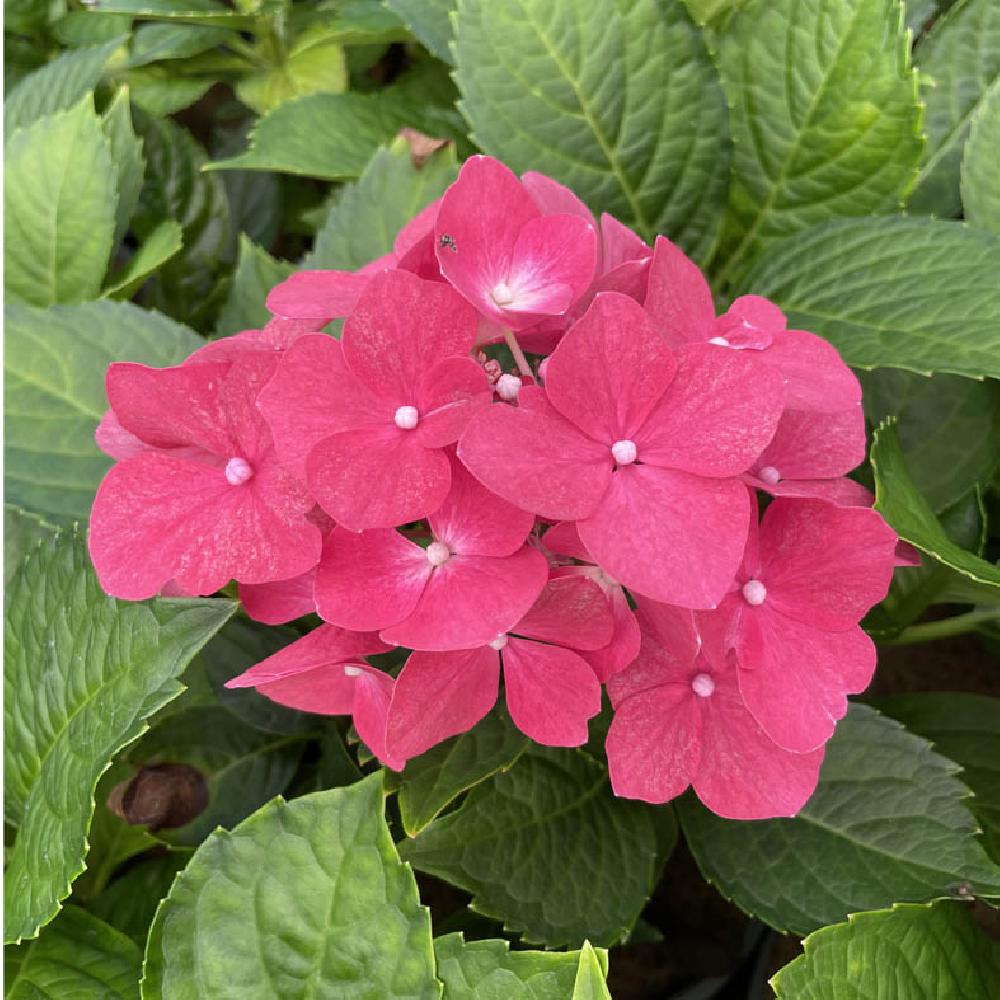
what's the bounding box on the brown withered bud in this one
[398,128,450,167]
[107,763,209,831]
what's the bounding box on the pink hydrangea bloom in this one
[459,292,785,607]
[258,269,491,530]
[314,453,549,650]
[644,237,860,413]
[89,352,323,600]
[434,156,598,331]
[606,600,825,818]
[719,497,897,752]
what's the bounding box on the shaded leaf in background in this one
[306,136,457,269]
[4,529,234,942]
[89,0,257,29]
[872,420,1000,589]
[678,705,1000,936]
[877,693,1000,864]
[104,218,185,299]
[5,99,117,308]
[126,65,214,116]
[401,748,659,948]
[126,21,234,67]
[3,505,55,587]
[215,235,293,335]
[742,218,1000,379]
[4,299,202,523]
[5,906,142,1000]
[101,87,147,249]
[859,368,1000,512]
[384,0,456,63]
[454,0,729,260]
[910,0,1000,216]
[961,80,1000,234]
[142,776,440,1000]
[771,901,1000,998]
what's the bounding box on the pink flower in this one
[313,453,549,650]
[257,269,491,530]
[606,600,825,819]
[643,237,860,413]
[720,497,897,752]
[434,156,598,331]
[89,352,323,600]
[378,573,612,764]
[225,625,401,768]
[458,292,785,607]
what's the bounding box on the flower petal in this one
[513,573,614,651]
[764,329,862,412]
[414,357,492,449]
[266,269,374,321]
[240,568,317,624]
[754,405,866,480]
[643,235,715,346]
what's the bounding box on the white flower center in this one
[394,405,420,430]
[708,336,731,347]
[491,282,516,307]
[426,541,452,567]
[489,634,508,651]
[611,439,637,465]
[343,665,363,677]
[691,673,715,698]
[224,457,253,486]
[742,579,767,605]
[758,465,781,485]
[496,373,522,401]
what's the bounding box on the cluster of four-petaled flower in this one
[88,156,898,820]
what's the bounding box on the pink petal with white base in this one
[96,410,153,460]
[764,329,862,412]
[385,647,501,760]
[514,574,614,650]
[753,406,866,481]
[643,236,715,346]
[382,546,548,651]
[736,608,876,752]
[266,269,373,321]
[502,637,602,746]
[579,463,750,608]
[635,344,785,478]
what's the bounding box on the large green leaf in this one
[400,748,659,948]
[453,0,729,259]
[910,0,1000,216]
[434,934,609,999]
[306,137,458,270]
[101,87,147,249]
[3,37,126,139]
[5,99,117,307]
[711,0,921,287]
[872,420,1000,588]
[3,529,234,943]
[961,80,1000,233]
[215,235,293,335]
[771,901,1000,998]
[5,906,142,1000]
[384,0,456,62]
[678,705,1000,935]
[859,369,1000,512]
[104,219,185,299]
[397,706,528,837]
[3,505,55,586]
[742,217,1000,379]
[4,299,202,523]
[877,693,1000,864]
[141,776,440,1000]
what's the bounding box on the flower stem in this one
[880,609,999,646]
[502,328,534,380]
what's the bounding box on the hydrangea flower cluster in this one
[89,156,899,820]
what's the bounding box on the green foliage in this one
[141,776,441,1000]
[454,0,730,259]
[216,235,293,334]
[572,943,613,1000]
[771,902,1000,998]
[385,0,455,63]
[961,80,1000,233]
[3,528,234,943]
[104,219,185,299]
[3,505,55,586]
[678,705,1000,935]
[102,87,147,248]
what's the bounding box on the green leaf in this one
[215,235,293,335]
[572,943,613,1000]
[876,693,1000,864]
[682,0,742,25]
[384,0,456,62]
[4,299,202,523]
[910,0,1000,216]
[678,704,1000,936]
[101,87,146,249]
[294,0,410,46]
[771,901,1000,998]
[53,11,135,47]
[141,776,440,1000]
[104,219,185,299]
[961,80,1000,233]
[872,420,1000,589]
[306,137,458,270]
[398,706,529,837]
[5,99,117,307]
[90,0,258,28]
[3,528,234,943]
[453,0,729,259]
[126,66,213,115]
[859,369,1000,512]
[400,747,659,947]
[711,0,921,288]
[5,906,142,1000]
[434,933,608,999]
[3,505,55,586]
[214,126,283,256]
[741,217,1000,379]
[128,21,234,66]
[3,37,126,139]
